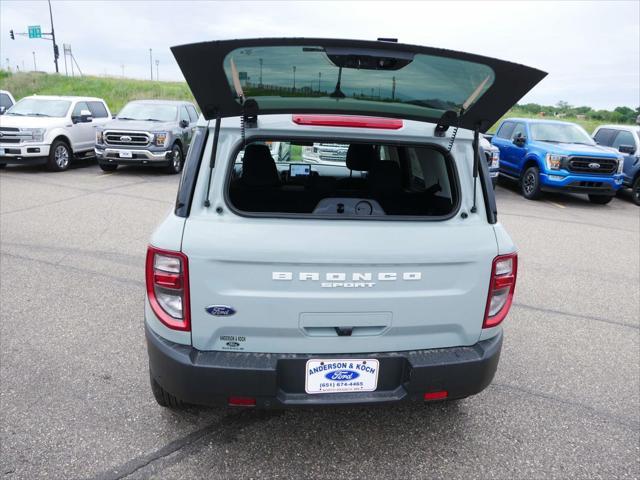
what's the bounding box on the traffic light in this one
[10,29,15,40]
[53,44,59,59]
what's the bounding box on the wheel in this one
[588,194,614,205]
[632,177,640,206]
[99,163,118,172]
[47,140,72,171]
[521,166,542,200]
[149,371,184,408]
[165,144,183,174]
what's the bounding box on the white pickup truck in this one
[0,95,111,171]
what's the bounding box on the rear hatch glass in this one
[171,38,547,131]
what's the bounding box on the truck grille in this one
[104,130,151,146]
[0,128,28,144]
[567,157,617,175]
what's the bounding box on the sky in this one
[0,0,638,110]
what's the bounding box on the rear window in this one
[227,140,458,219]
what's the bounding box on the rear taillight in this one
[483,253,518,329]
[292,114,403,129]
[146,246,190,331]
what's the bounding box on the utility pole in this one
[121,64,124,78]
[47,0,59,73]
[259,58,263,87]
[318,71,321,92]
[32,51,37,71]
[292,65,296,92]
[149,48,153,80]
[155,59,159,81]
[391,76,396,100]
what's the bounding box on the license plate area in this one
[119,150,133,158]
[305,358,379,394]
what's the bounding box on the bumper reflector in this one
[228,396,257,407]
[424,391,448,401]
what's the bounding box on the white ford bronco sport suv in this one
[0,95,111,171]
[145,38,545,408]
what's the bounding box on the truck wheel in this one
[99,163,118,172]
[149,371,185,408]
[521,166,541,200]
[47,140,72,172]
[588,194,614,205]
[632,177,640,206]
[165,144,183,174]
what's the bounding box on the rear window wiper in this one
[144,118,163,122]
[535,139,560,143]
[6,112,24,116]
[30,113,52,117]
[117,117,135,120]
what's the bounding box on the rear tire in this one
[150,371,185,408]
[521,166,542,200]
[47,140,72,172]
[632,177,640,206]
[99,163,118,172]
[588,194,614,205]
[165,144,183,174]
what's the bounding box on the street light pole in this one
[149,48,153,80]
[155,59,159,81]
[32,51,37,71]
[47,0,59,73]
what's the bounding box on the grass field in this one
[489,107,605,134]
[0,70,630,134]
[0,71,194,113]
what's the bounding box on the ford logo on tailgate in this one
[205,305,236,316]
[325,370,360,381]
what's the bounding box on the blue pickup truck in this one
[491,118,624,204]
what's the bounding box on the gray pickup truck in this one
[95,100,198,173]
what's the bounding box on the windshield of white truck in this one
[117,103,178,122]
[228,141,458,218]
[530,123,595,145]
[6,98,71,117]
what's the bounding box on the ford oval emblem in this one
[588,162,601,169]
[120,135,132,142]
[325,370,360,381]
[205,305,236,316]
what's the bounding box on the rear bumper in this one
[146,323,502,408]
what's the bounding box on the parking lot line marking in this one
[98,173,115,178]
[547,201,566,209]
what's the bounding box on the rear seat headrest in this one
[346,144,377,171]
[368,161,402,194]
[240,144,281,187]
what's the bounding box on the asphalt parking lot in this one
[0,161,638,480]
